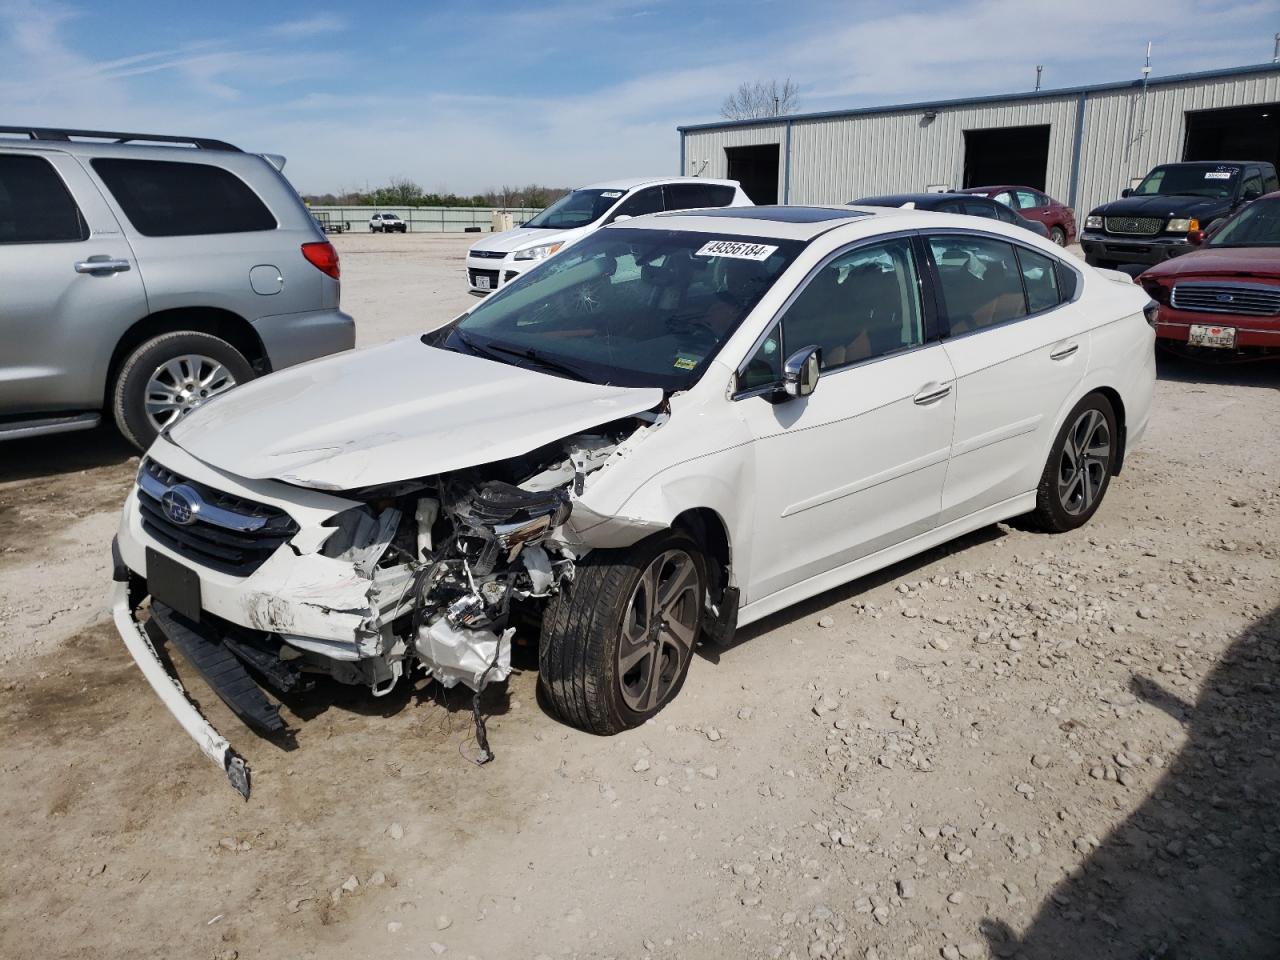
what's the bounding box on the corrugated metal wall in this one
[681,68,1280,219]
[1075,72,1280,216]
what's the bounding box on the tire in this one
[1049,225,1067,246]
[112,331,255,451]
[539,529,706,734]
[1028,393,1118,533]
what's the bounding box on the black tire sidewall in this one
[113,332,254,451]
[1035,394,1118,532]
[1050,226,1067,245]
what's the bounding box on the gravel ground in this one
[1,234,1277,960]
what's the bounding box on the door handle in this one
[74,257,131,274]
[1050,342,1079,361]
[913,382,952,405]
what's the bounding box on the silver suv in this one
[0,126,355,450]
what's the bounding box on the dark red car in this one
[1137,191,1280,359]
[959,186,1077,246]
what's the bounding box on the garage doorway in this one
[962,125,1051,190]
[725,144,779,204]
[1183,103,1280,170]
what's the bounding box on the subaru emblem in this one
[1215,293,1234,303]
[161,485,200,526]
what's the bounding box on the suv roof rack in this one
[0,126,241,152]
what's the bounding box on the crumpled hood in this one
[168,339,663,490]
[468,226,579,255]
[1090,195,1228,221]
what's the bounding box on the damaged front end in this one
[113,419,661,796]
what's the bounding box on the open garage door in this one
[1184,103,1280,170]
[962,125,1051,191]
[725,144,779,205]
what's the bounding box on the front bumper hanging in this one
[109,574,251,798]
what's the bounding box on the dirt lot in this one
[2,233,1277,960]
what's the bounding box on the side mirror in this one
[1120,188,1132,198]
[782,346,821,398]
[1242,189,1262,203]
[611,214,633,224]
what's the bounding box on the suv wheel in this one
[1049,225,1067,246]
[539,529,706,734]
[1028,393,1117,533]
[112,331,255,450]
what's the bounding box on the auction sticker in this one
[601,191,624,197]
[695,240,778,261]
[1204,171,1232,179]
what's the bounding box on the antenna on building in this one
[1141,41,1152,81]
[1035,65,1043,91]
[1273,32,1279,63]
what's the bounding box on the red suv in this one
[1137,192,1280,359]
[960,186,1077,246]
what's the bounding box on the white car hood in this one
[168,339,663,491]
[469,226,580,255]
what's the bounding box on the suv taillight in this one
[301,241,340,279]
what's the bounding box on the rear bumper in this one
[252,308,355,370]
[1080,234,1189,266]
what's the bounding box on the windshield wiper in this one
[455,332,592,382]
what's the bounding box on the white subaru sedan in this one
[111,205,1155,795]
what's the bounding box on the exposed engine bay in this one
[165,412,665,771]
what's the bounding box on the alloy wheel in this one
[1056,409,1110,515]
[617,549,701,712]
[144,354,239,432]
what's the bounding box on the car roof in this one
[1149,160,1267,168]
[578,175,739,191]
[610,204,960,241]
[958,185,1039,194]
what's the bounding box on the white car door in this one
[927,232,1090,523]
[733,236,957,602]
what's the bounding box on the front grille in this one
[470,250,505,260]
[1104,216,1163,236]
[138,459,298,577]
[469,268,499,287]
[1171,282,1280,317]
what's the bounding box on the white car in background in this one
[369,212,407,233]
[111,204,1154,796]
[465,176,750,293]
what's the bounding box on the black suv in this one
[1080,161,1279,269]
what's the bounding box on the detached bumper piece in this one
[110,578,253,798]
[148,602,287,736]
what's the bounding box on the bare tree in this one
[720,78,800,120]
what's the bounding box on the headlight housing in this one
[513,242,564,261]
[1165,218,1199,234]
[1085,215,1103,230]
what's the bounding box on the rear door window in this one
[962,200,998,219]
[91,158,276,237]
[664,182,736,211]
[927,235,1028,335]
[610,186,664,220]
[1016,246,1061,312]
[0,154,88,244]
[993,191,1015,208]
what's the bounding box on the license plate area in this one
[147,547,202,622]
[475,274,491,290]
[1189,324,1237,349]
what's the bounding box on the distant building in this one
[677,62,1280,216]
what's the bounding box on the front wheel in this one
[539,529,706,734]
[1028,393,1117,532]
[112,331,255,451]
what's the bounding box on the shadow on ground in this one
[983,605,1280,959]
[0,424,134,483]
[1156,351,1280,389]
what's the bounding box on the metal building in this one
[677,62,1280,218]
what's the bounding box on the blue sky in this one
[1,0,1276,194]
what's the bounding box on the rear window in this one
[0,154,87,244]
[91,158,276,237]
[664,182,736,211]
[1016,247,1060,312]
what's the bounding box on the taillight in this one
[301,241,340,279]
